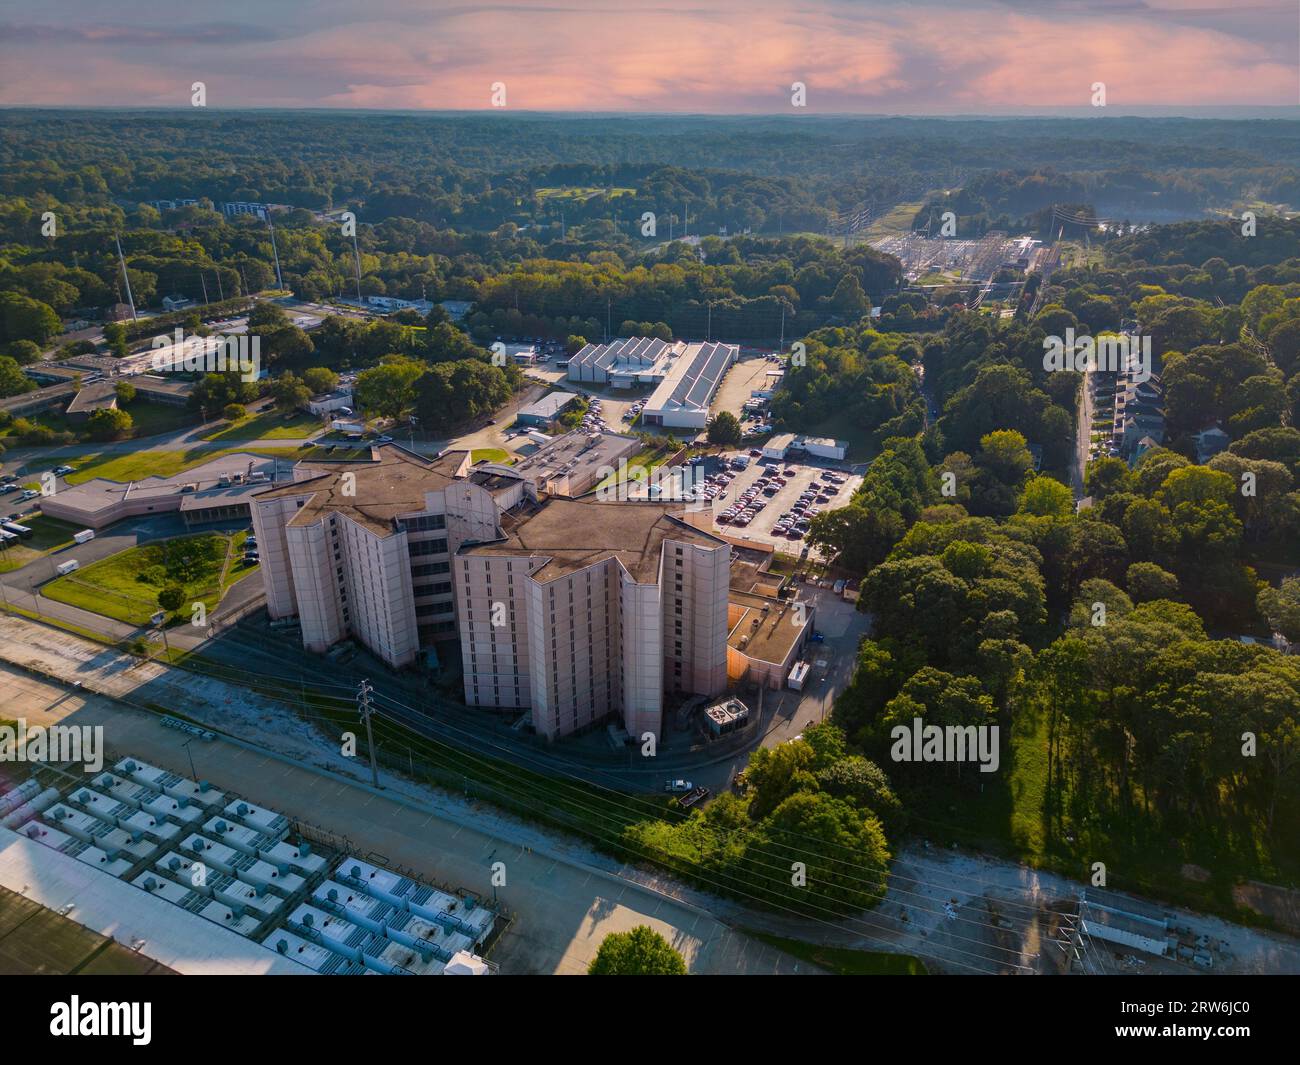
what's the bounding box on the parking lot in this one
[696,451,862,551]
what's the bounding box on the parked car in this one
[665,779,693,793]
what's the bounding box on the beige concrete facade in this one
[251,447,514,669]
[455,498,731,741]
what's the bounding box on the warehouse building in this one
[515,390,579,428]
[639,341,739,429]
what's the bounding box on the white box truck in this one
[55,559,80,576]
[73,529,95,544]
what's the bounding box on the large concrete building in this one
[251,448,523,668]
[455,497,730,741]
[250,445,732,741]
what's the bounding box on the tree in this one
[103,321,129,359]
[301,366,339,395]
[114,380,136,406]
[588,926,686,975]
[248,301,290,332]
[1018,475,1072,518]
[356,355,425,418]
[706,410,742,446]
[3,339,41,366]
[1258,577,1300,643]
[1126,562,1180,603]
[0,356,36,398]
[86,407,133,441]
[269,372,312,412]
[0,291,61,346]
[157,584,186,613]
[222,402,247,421]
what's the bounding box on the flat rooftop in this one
[728,589,809,665]
[253,445,472,536]
[463,496,724,581]
[518,390,578,420]
[65,381,118,416]
[510,428,640,493]
[45,452,282,522]
[0,825,312,975]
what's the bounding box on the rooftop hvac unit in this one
[276,939,289,954]
[298,843,312,858]
[237,803,249,816]
[168,857,182,871]
[302,912,315,927]
[144,877,158,891]
[123,761,137,772]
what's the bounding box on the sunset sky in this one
[1,0,1296,112]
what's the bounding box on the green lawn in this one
[62,446,302,485]
[200,409,321,443]
[124,401,200,439]
[470,448,511,464]
[742,931,927,975]
[593,446,671,491]
[42,531,253,626]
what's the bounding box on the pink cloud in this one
[0,0,1295,110]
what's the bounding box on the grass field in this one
[200,409,321,443]
[864,201,925,241]
[0,514,83,571]
[42,531,256,626]
[470,448,511,464]
[743,930,927,975]
[593,446,671,491]
[535,185,635,201]
[62,446,302,486]
[123,401,200,438]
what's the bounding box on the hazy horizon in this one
[2,0,1297,113]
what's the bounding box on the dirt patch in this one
[1232,880,1300,933]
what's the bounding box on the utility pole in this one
[181,738,198,782]
[114,234,137,320]
[200,272,209,305]
[215,268,224,302]
[267,217,284,290]
[779,303,785,350]
[357,679,380,788]
[350,227,363,304]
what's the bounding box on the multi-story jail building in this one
[454,497,730,741]
[250,445,731,741]
[250,447,523,668]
